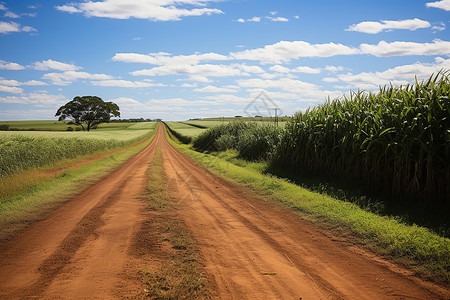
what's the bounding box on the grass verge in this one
[140,147,210,299]
[164,127,450,285]
[0,131,155,242]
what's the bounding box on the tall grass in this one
[0,134,147,179]
[274,71,450,207]
[193,122,282,160]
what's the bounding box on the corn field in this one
[274,71,450,207]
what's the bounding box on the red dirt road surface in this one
[0,124,448,299]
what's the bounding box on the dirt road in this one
[0,124,447,299]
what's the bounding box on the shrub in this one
[194,122,282,161]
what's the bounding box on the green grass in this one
[165,128,450,284]
[0,129,156,242]
[0,122,157,179]
[164,121,207,138]
[0,120,72,131]
[0,121,156,140]
[140,147,210,299]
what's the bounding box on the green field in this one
[0,120,141,131]
[0,122,156,141]
[0,122,157,179]
[164,121,207,138]
[185,118,287,130]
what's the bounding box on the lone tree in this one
[56,96,120,131]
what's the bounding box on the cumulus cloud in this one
[43,71,114,85]
[0,85,23,93]
[194,85,239,93]
[0,60,25,70]
[333,57,450,91]
[0,91,67,106]
[4,11,20,18]
[30,59,81,71]
[426,0,450,11]
[0,78,47,86]
[360,39,450,57]
[56,0,223,22]
[238,77,342,100]
[346,18,431,34]
[231,41,358,63]
[91,79,165,87]
[0,21,37,33]
[112,52,229,65]
[268,65,321,74]
[266,16,288,22]
[131,64,247,80]
[237,15,288,23]
[237,16,261,22]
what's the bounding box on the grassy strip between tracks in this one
[0,131,156,242]
[140,147,210,299]
[164,127,450,285]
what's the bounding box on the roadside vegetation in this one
[0,122,156,241]
[193,122,282,160]
[140,147,210,299]
[275,72,450,208]
[165,71,450,284]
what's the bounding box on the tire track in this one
[160,128,448,299]
[0,125,161,299]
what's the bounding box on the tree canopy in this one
[55,96,120,131]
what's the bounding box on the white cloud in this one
[91,79,165,87]
[56,0,223,22]
[0,85,23,93]
[0,78,47,86]
[131,64,246,79]
[269,65,290,73]
[325,65,346,72]
[0,91,67,106]
[237,16,261,22]
[248,16,260,22]
[112,52,229,65]
[0,4,7,10]
[0,21,20,33]
[333,57,450,91]
[181,83,198,88]
[266,16,288,22]
[431,22,446,31]
[270,11,277,15]
[194,85,239,93]
[360,39,450,57]
[238,77,342,100]
[0,60,25,70]
[30,59,81,71]
[0,21,36,33]
[426,0,450,11]
[231,41,358,63]
[22,26,37,32]
[43,71,114,85]
[0,109,56,120]
[346,18,431,34]
[293,66,321,74]
[4,11,20,18]
[322,77,339,83]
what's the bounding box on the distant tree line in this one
[110,118,162,123]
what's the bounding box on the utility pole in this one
[273,108,279,127]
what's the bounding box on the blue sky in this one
[0,0,449,121]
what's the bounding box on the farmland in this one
[0,122,157,179]
[164,72,450,284]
